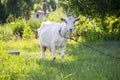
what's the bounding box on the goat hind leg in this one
[41,46,46,60]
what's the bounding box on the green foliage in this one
[45,8,65,22]
[22,26,34,39]
[44,8,120,41]
[0,51,36,80]
[49,0,57,11]
[0,25,13,41]
[0,2,7,23]
[12,19,26,37]
[1,7,120,42]
[61,0,120,18]
[60,0,120,41]
[6,14,16,23]
[11,19,39,39]
[0,0,37,23]
[28,19,41,31]
[100,16,120,41]
[0,18,42,40]
[28,19,41,38]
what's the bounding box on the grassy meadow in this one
[0,39,120,80]
[0,8,120,80]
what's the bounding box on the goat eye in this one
[65,21,67,23]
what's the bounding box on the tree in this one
[6,0,23,17]
[22,0,34,20]
[6,0,34,20]
[49,0,56,11]
[0,0,35,23]
[0,1,7,23]
[61,0,120,18]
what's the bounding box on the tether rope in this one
[70,38,120,60]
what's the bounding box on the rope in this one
[70,38,120,60]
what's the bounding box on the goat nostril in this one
[70,29,72,32]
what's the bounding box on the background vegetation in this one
[60,0,120,41]
[0,0,120,80]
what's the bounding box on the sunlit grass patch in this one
[3,39,40,53]
[65,54,77,62]
[0,39,120,80]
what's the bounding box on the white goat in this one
[37,11,79,62]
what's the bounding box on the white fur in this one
[38,22,69,62]
[38,15,79,62]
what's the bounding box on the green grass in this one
[0,39,120,80]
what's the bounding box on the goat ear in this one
[75,18,80,22]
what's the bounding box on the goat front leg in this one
[60,47,65,62]
[51,45,56,61]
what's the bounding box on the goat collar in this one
[59,27,69,39]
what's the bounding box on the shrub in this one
[28,19,41,38]
[22,26,34,39]
[0,25,13,41]
[28,19,41,31]
[12,19,26,37]
[45,8,65,22]
[72,16,103,42]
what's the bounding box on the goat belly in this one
[39,30,52,47]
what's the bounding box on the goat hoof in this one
[52,57,56,61]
